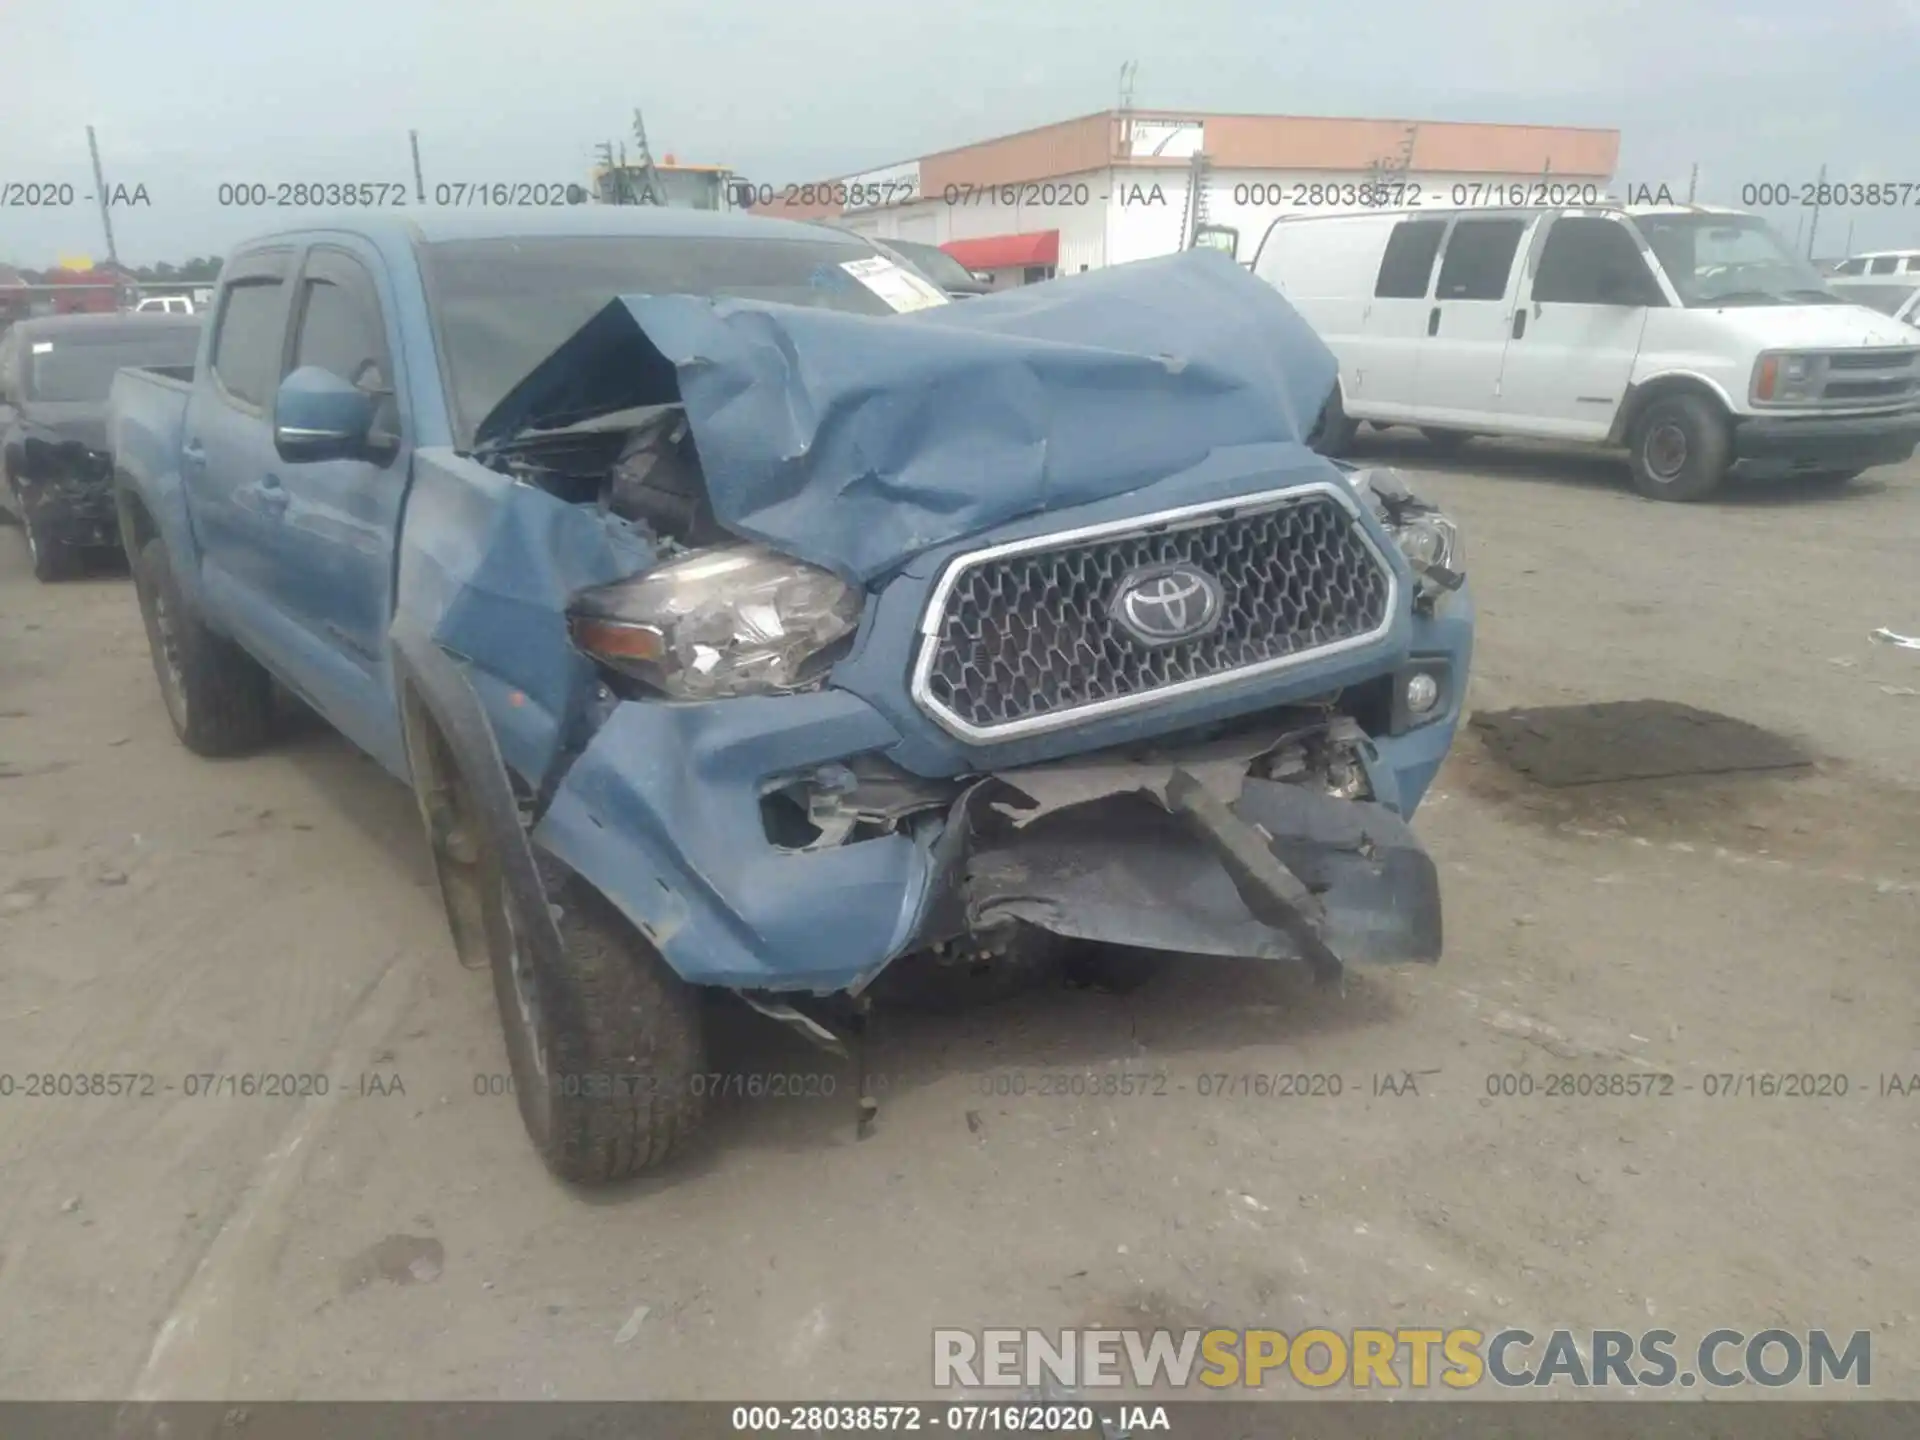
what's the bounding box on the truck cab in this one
[1253,203,1920,499]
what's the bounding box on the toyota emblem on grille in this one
[1109,563,1224,646]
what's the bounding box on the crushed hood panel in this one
[473,249,1339,583]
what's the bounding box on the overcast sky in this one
[3,0,1915,266]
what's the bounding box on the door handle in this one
[181,439,206,469]
[1512,309,1527,339]
[1427,306,1441,336]
[257,475,290,518]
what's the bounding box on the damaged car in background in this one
[0,312,202,579]
[108,209,1472,1184]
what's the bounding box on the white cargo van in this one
[1251,205,1920,500]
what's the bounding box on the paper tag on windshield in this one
[31,342,53,354]
[840,256,949,313]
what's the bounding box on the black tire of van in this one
[1627,394,1731,502]
[1308,384,1359,457]
[1420,428,1472,456]
[132,536,276,755]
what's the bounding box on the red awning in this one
[940,230,1059,270]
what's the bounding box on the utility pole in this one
[1686,163,1698,204]
[86,126,120,268]
[1805,161,1827,259]
[409,130,427,204]
[630,110,666,206]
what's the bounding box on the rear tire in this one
[1627,393,1731,502]
[132,536,274,755]
[1307,383,1359,458]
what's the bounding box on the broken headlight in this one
[1341,466,1464,609]
[568,544,864,700]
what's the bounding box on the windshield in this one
[420,235,908,446]
[885,241,984,293]
[23,327,202,402]
[1631,212,1841,307]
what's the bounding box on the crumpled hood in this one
[473,249,1338,583]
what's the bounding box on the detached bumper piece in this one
[962,771,1443,982]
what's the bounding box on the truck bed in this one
[108,364,195,502]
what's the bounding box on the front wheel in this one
[414,722,707,1183]
[19,500,77,582]
[1627,394,1731,502]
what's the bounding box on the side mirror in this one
[273,365,378,463]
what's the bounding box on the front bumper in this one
[1731,408,1920,478]
[531,588,1474,994]
[14,473,119,549]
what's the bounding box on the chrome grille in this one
[912,485,1396,741]
[1814,348,1919,407]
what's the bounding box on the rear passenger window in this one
[1906,257,1920,273]
[1435,219,1527,301]
[1374,220,1446,299]
[1532,218,1657,304]
[211,279,286,408]
[1869,256,1900,275]
[1834,258,1868,276]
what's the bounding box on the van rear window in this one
[1374,220,1446,299]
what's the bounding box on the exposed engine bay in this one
[484,403,728,550]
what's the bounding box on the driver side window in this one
[289,276,388,392]
[1533,218,1662,305]
[287,255,399,451]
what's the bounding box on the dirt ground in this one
[1,441,1916,1404]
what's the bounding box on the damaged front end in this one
[11,433,119,551]
[417,250,1473,999]
[765,709,1446,987]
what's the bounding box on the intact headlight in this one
[1751,350,1824,406]
[1340,466,1465,606]
[568,544,864,700]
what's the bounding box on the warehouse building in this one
[754,109,1619,288]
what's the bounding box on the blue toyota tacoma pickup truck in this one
[109,208,1473,1184]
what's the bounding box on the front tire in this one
[20,500,77,582]
[414,722,706,1183]
[133,536,275,755]
[1627,394,1731,501]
